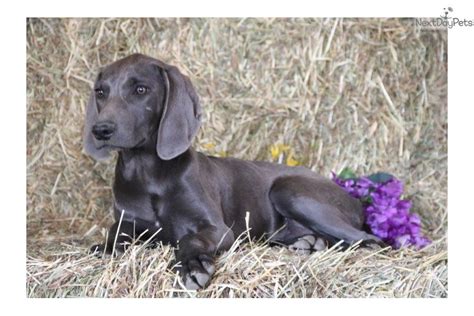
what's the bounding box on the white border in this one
[2,0,473,314]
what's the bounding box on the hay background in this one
[26,18,447,298]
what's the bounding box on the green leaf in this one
[338,167,357,180]
[367,172,394,183]
[361,195,373,205]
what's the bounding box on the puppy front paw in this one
[88,243,109,256]
[180,254,216,290]
[88,243,125,257]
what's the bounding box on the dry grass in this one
[26,18,447,298]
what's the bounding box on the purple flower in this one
[332,170,431,249]
[378,179,403,199]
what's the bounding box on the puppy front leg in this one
[89,221,137,256]
[176,226,234,290]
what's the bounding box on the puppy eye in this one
[95,88,105,99]
[135,86,148,95]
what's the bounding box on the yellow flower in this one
[286,153,299,166]
[203,142,216,150]
[270,144,280,160]
[279,144,290,152]
[270,144,291,160]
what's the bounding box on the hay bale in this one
[26,18,447,298]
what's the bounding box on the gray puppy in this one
[83,54,383,290]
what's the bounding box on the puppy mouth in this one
[95,143,122,150]
[96,138,147,150]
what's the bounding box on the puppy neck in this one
[117,134,196,180]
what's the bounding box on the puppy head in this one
[83,53,201,161]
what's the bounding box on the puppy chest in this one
[113,185,161,225]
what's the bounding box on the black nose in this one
[92,121,116,141]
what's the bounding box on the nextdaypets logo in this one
[415,7,474,29]
[441,7,454,19]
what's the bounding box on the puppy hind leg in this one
[269,219,332,254]
[269,176,384,248]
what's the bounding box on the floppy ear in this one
[83,92,112,160]
[156,66,202,160]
